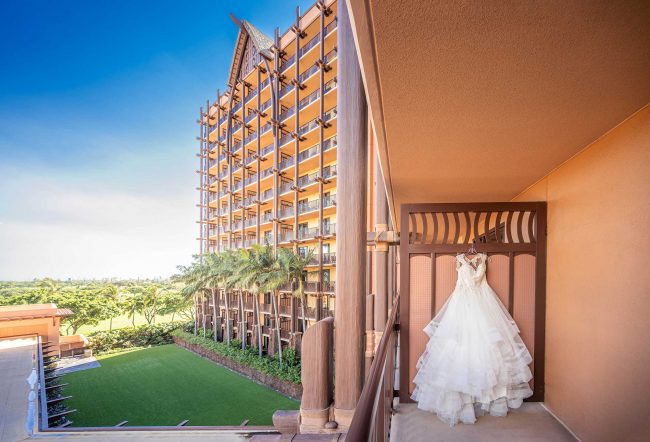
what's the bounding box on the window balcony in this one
[298,227,319,240]
[323,223,336,236]
[279,156,295,171]
[279,105,296,121]
[279,205,294,219]
[321,252,336,265]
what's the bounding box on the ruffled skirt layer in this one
[411,281,533,426]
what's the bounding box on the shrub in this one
[88,322,188,354]
[172,330,301,384]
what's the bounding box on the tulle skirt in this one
[411,280,533,426]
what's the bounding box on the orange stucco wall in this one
[514,105,650,441]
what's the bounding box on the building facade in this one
[197,0,339,352]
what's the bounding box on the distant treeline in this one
[0,279,194,335]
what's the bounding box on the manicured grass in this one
[65,313,177,336]
[63,344,299,426]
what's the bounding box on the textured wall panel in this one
[486,254,510,310]
[434,255,457,313]
[408,254,432,393]
[514,253,536,383]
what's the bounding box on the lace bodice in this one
[456,253,487,286]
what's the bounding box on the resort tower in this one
[196,0,339,353]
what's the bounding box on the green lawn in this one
[63,344,299,426]
[66,313,177,336]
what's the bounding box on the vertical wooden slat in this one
[505,210,514,243]
[409,213,417,244]
[463,211,471,244]
[484,210,492,242]
[441,212,450,244]
[452,212,460,244]
[432,212,439,245]
[495,211,503,243]
[420,212,428,245]
[528,210,536,243]
[516,210,525,244]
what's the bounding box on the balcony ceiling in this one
[348,0,650,225]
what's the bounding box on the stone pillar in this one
[300,317,334,433]
[334,0,368,429]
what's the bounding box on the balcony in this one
[320,307,335,318]
[279,105,296,121]
[261,188,274,202]
[322,252,336,265]
[279,205,294,219]
[279,304,291,316]
[279,83,295,99]
[262,213,273,223]
[260,304,272,314]
[243,131,256,145]
[279,156,295,171]
[262,325,271,335]
[298,227,319,240]
[322,281,335,293]
[280,329,291,340]
[279,230,295,243]
[323,223,336,236]
[279,181,294,195]
[244,216,257,227]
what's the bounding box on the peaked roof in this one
[227,17,273,87]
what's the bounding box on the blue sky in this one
[0,0,313,280]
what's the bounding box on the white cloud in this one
[0,162,198,281]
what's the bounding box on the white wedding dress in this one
[411,253,533,426]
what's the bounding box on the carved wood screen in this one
[399,202,547,402]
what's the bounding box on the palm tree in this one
[233,244,275,356]
[277,247,316,333]
[217,250,240,345]
[258,246,288,366]
[174,258,209,335]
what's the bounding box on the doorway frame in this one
[399,202,547,402]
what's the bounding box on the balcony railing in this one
[279,181,294,195]
[323,223,336,236]
[299,48,338,84]
[262,188,274,201]
[298,227,319,240]
[322,281,335,293]
[347,293,399,441]
[279,156,295,171]
[280,329,291,340]
[279,105,296,121]
[279,304,291,315]
[279,230,295,243]
[244,131,256,145]
[320,307,334,318]
[322,252,336,265]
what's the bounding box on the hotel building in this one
[197,0,339,352]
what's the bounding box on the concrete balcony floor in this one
[390,402,576,442]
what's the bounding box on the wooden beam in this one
[334,0,368,430]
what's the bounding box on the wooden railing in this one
[347,292,400,441]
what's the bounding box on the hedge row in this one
[171,330,301,384]
[87,323,184,354]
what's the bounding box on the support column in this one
[333,0,368,429]
[373,155,389,334]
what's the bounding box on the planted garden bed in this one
[172,331,302,400]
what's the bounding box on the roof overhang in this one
[347,0,650,227]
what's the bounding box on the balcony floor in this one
[390,402,576,442]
